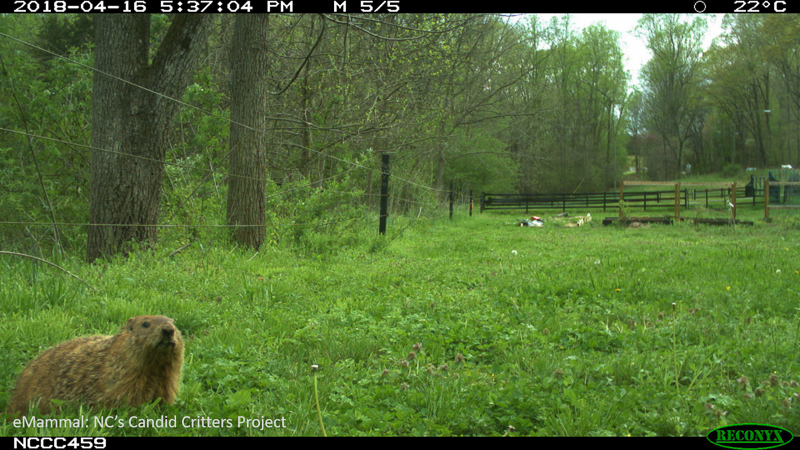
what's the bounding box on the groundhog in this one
[5,315,184,417]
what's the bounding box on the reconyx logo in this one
[707,424,794,449]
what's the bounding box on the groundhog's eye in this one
[142,322,150,328]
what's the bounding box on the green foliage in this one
[636,14,706,181]
[0,19,93,254]
[444,129,519,194]
[34,15,94,61]
[721,164,743,178]
[701,15,798,171]
[174,66,230,158]
[265,169,368,255]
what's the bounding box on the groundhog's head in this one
[124,315,184,351]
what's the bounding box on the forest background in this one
[0,13,799,257]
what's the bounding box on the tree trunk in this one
[227,14,270,250]
[88,14,212,262]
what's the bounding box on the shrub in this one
[721,164,742,178]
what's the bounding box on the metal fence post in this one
[449,181,454,220]
[379,153,390,235]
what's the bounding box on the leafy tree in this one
[34,14,94,62]
[636,14,707,180]
[626,90,646,175]
[0,14,93,253]
[87,14,213,262]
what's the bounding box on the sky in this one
[510,14,727,89]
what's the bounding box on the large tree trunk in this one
[226,15,270,250]
[88,15,212,262]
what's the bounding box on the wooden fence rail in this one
[480,187,753,214]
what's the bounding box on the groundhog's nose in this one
[162,327,174,338]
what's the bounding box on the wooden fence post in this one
[765,178,770,219]
[619,181,624,218]
[469,190,473,217]
[674,183,680,219]
[379,153,390,235]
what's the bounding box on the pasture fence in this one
[480,183,756,216]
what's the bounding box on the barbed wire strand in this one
[0,185,458,229]
[0,125,451,227]
[0,28,463,250]
[0,31,451,196]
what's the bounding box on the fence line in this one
[0,31,454,245]
[619,181,737,220]
[0,32,452,197]
[0,167,461,236]
[480,189,734,213]
[480,184,762,215]
[0,125,454,237]
[0,30,471,248]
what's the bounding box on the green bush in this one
[267,174,368,255]
[721,164,742,178]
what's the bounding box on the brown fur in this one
[5,315,183,417]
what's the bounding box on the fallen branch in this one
[167,243,193,258]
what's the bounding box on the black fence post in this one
[684,189,688,209]
[379,153,390,235]
[449,181,454,220]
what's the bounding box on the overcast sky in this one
[510,14,726,89]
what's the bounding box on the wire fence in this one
[0,29,464,248]
[0,31,454,196]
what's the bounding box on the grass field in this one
[1,206,799,436]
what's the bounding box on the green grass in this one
[1,208,799,436]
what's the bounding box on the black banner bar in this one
[4,0,795,14]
